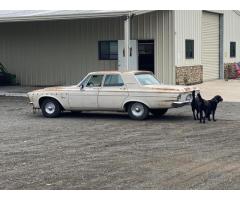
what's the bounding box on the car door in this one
[68,74,104,110]
[98,74,128,110]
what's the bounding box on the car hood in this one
[29,85,76,93]
[143,84,199,93]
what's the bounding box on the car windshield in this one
[135,73,161,85]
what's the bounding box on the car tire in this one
[151,109,168,117]
[41,98,61,118]
[128,102,149,120]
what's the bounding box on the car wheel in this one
[151,109,168,117]
[41,98,61,118]
[128,102,149,120]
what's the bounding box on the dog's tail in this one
[197,93,204,103]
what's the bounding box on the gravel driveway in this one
[0,96,240,189]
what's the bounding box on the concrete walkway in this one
[196,79,240,102]
[0,79,239,102]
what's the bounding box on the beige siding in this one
[132,11,175,84]
[223,10,240,63]
[0,18,124,86]
[175,10,240,67]
[174,10,202,67]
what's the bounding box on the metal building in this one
[0,10,239,86]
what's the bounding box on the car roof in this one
[88,70,152,75]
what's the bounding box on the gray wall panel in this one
[0,18,124,86]
[0,11,174,86]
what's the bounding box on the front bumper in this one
[29,101,41,113]
[172,101,191,108]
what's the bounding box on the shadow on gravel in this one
[26,101,240,122]
[43,111,194,122]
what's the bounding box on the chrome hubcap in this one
[45,102,55,114]
[131,103,144,117]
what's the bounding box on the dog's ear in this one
[219,96,223,102]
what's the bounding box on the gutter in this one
[0,10,156,23]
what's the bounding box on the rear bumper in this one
[172,101,191,108]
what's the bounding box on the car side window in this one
[103,74,124,87]
[86,75,104,87]
[80,75,91,86]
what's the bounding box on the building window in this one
[230,42,236,58]
[185,39,194,59]
[98,41,118,60]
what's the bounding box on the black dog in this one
[197,93,223,123]
[191,90,199,120]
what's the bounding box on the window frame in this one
[103,74,124,87]
[185,39,194,59]
[85,74,104,88]
[98,40,118,60]
[230,41,236,58]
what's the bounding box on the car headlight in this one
[186,94,192,101]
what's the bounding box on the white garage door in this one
[202,12,220,81]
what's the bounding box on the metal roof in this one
[0,10,153,22]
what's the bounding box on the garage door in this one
[202,12,220,81]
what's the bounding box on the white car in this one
[28,71,199,120]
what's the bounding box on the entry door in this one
[118,40,138,71]
[68,87,99,109]
[138,40,154,73]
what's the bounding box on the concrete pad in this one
[196,79,240,102]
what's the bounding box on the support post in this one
[124,15,131,71]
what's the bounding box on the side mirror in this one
[80,84,84,90]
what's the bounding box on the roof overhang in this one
[0,10,155,23]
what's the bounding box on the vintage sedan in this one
[28,71,199,120]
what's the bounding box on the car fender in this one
[122,98,151,110]
[34,93,68,109]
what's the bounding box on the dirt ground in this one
[0,96,240,189]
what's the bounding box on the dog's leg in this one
[192,108,196,120]
[212,109,216,121]
[199,110,203,123]
[196,111,199,120]
[208,116,211,121]
[203,110,206,124]
[207,111,211,121]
